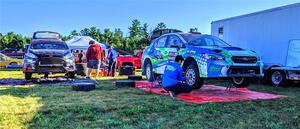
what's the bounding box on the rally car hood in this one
[30,49,69,57]
[194,46,257,57]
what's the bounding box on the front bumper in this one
[199,59,264,78]
[23,57,76,73]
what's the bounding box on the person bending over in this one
[162,55,192,97]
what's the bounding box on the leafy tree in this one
[103,28,113,44]
[128,19,141,38]
[141,23,149,38]
[80,28,91,36]
[70,30,80,36]
[155,22,167,30]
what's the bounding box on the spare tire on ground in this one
[72,80,96,91]
[128,75,143,80]
[115,80,135,87]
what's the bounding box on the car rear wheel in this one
[145,62,155,82]
[185,64,204,89]
[25,73,32,80]
[231,77,250,88]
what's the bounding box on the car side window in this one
[190,38,206,46]
[204,37,215,46]
[156,36,167,48]
[0,54,5,61]
[167,35,183,48]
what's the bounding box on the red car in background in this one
[117,50,143,69]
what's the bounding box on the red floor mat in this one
[135,81,287,104]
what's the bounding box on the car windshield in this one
[31,42,68,50]
[188,35,230,47]
[34,32,61,39]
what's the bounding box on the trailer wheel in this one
[25,73,32,80]
[270,70,286,86]
[231,77,250,88]
[185,64,204,89]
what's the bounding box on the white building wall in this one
[211,3,300,67]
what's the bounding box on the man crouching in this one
[162,55,192,97]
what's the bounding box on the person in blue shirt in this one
[162,55,193,97]
[107,46,117,77]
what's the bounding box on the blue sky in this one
[0,0,299,37]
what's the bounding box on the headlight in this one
[64,53,74,59]
[205,54,224,60]
[25,53,37,59]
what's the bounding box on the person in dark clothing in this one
[106,46,116,77]
[86,40,103,79]
[78,50,84,63]
[162,55,192,97]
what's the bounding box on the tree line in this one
[0,19,168,53]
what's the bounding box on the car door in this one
[0,53,9,67]
[166,35,186,60]
[152,36,169,74]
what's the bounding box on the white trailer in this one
[211,3,300,86]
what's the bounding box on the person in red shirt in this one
[86,40,103,79]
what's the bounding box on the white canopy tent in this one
[66,36,107,51]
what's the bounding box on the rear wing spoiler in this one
[33,31,62,40]
[150,29,182,40]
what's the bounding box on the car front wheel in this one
[185,64,204,89]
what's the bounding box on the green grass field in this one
[0,70,299,129]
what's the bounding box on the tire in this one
[115,80,136,87]
[72,80,96,91]
[185,64,204,89]
[9,62,18,66]
[25,73,32,80]
[67,72,76,79]
[269,70,286,86]
[128,75,143,80]
[231,77,251,88]
[145,62,155,82]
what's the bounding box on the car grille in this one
[228,66,260,75]
[38,57,66,65]
[231,56,257,63]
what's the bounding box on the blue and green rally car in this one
[142,29,264,88]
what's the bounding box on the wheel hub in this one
[186,69,196,86]
[272,71,282,85]
[146,66,151,79]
